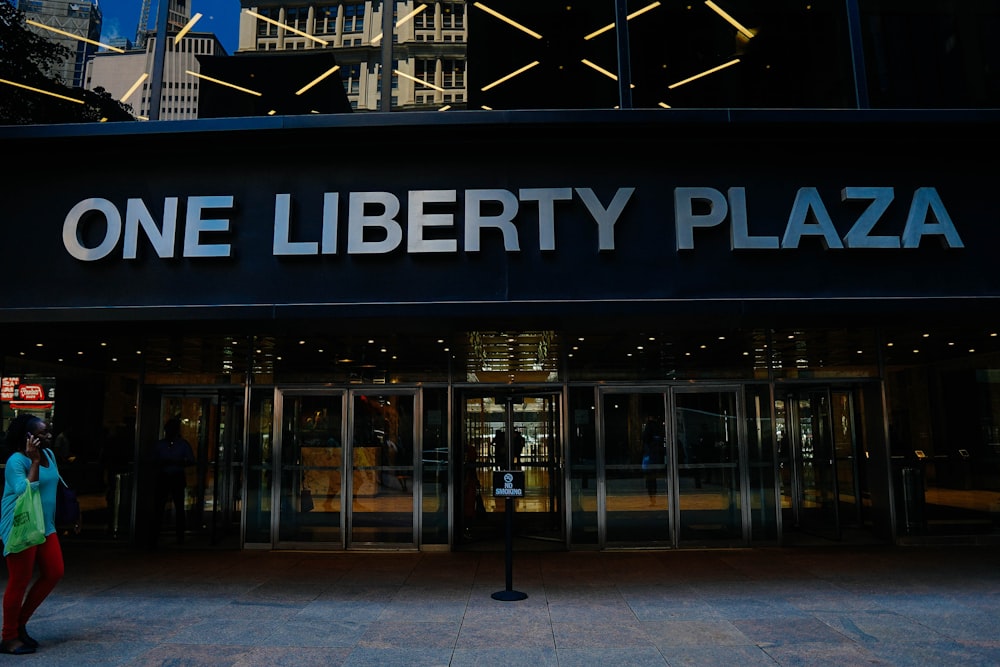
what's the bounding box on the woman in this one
[0,415,65,655]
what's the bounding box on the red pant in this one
[2,532,64,641]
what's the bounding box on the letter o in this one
[63,198,122,261]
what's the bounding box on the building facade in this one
[19,0,103,88]
[3,1,1000,553]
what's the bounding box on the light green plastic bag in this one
[7,485,46,554]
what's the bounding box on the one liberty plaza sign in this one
[60,185,963,262]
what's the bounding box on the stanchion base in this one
[491,590,528,601]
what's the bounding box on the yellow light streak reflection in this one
[704,1,754,40]
[295,65,341,95]
[473,2,542,39]
[0,78,83,103]
[26,19,126,53]
[244,9,329,45]
[120,73,148,103]
[667,58,740,89]
[395,69,445,92]
[584,2,661,40]
[372,3,428,45]
[481,61,540,91]
[174,13,202,41]
[185,70,262,96]
[581,59,637,87]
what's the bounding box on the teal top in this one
[1,449,59,556]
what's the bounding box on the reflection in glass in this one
[351,393,415,544]
[602,391,670,545]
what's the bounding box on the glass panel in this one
[627,0,853,109]
[279,393,345,544]
[351,392,415,545]
[860,0,1000,109]
[421,388,449,545]
[467,2,619,110]
[603,391,670,545]
[569,387,598,545]
[798,390,839,538]
[676,391,743,545]
[745,385,777,542]
[245,387,274,544]
[458,392,563,547]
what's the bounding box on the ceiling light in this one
[186,70,262,96]
[295,65,341,95]
[244,10,329,45]
[474,3,543,39]
[174,13,202,41]
[482,61,540,91]
[668,58,740,89]
[26,19,126,53]
[704,1,754,40]
[580,59,634,86]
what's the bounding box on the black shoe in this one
[0,639,35,655]
[18,626,38,649]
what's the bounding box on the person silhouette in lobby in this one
[149,418,195,548]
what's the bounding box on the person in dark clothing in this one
[149,418,194,548]
[642,416,665,504]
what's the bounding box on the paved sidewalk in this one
[4,542,1000,666]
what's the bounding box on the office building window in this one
[442,59,464,89]
[343,3,364,33]
[442,2,462,29]
[257,7,279,37]
[415,3,435,28]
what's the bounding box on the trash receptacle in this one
[901,465,925,534]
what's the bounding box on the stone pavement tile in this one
[233,646,353,667]
[262,617,370,647]
[355,620,460,649]
[552,619,652,648]
[906,611,1000,642]
[814,609,950,644]
[449,647,559,667]
[660,645,784,667]
[456,616,555,648]
[625,592,722,622]
[295,598,387,622]
[341,647,455,666]
[701,595,810,620]
[760,640,891,667]
[864,640,1000,667]
[123,643,256,667]
[166,618,278,646]
[732,616,854,645]
[556,646,669,666]
[546,599,638,623]
[376,598,469,622]
[642,619,752,647]
[785,591,884,613]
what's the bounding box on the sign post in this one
[491,470,527,601]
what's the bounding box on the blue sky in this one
[98,0,241,54]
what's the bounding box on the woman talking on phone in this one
[0,415,65,655]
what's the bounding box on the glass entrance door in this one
[458,391,563,549]
[272,390,417,549]
[777,388,840,540]
[151,390,243,548]
[349,391,416,546]
[275,391,346,547]
[600,388,746,548]
[674,390,744,546]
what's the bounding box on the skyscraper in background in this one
[19,0,103,88]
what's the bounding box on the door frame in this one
[455,387,565,550]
